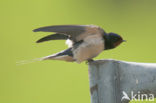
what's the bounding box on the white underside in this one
[66,39,73,47]
[72,35,104,63]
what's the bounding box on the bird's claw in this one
[85,59,94,64]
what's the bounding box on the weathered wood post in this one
[88,59,156,103]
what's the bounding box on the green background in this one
[0,0,156,103]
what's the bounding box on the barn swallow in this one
[33,25,125,63]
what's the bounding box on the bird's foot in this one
[85,59,94,64]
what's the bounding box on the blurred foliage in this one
[0,0,156,103]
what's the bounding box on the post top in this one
[88,59,156,67]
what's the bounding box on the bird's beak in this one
[122,40,126,42]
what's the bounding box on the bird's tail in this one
[16,48,75,65]
[41,48,75,62]
[16,57,43,65]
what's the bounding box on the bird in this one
[33,25,125,63]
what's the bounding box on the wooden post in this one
[88,59,156,103]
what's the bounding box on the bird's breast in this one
[73,35,104,63]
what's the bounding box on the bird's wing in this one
[33,25,104,42]
[36,34,68,43]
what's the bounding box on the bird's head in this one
[104,32,125,50]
